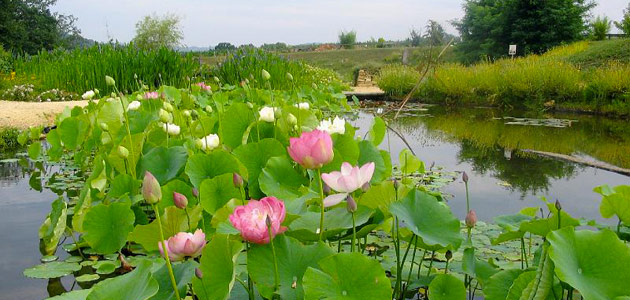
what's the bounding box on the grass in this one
[377,39,630,114]
[0,127,20,152]
[8,44,201,94]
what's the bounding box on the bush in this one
[339,30,357,49]
[0,127,20,152]
[376,64,420,97]
[591,16,612,41]
[9,44,200,94]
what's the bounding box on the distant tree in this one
[0,0,79,54]
[261,42,288,52]
[454,0,595,63]
[339,30,357,49]
[591,16,611,40]
[614,3,630,35]
[409,28,423,46]
[377,37,386,48]
[133,14,183,50]
[424,20,446,46]
[214,42,236,52]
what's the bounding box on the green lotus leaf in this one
[128,205,202,252]
[259,156,309,201]
[483,269,524,300]
[220,102,255,149]
[185,151,247,189]
[95,261,118,275]
[548,227,630,300]
[58,116,89,150]
[321,132,360,173]
[248,235,334,299]
[505,271,536,300]
[76,274,100,283]
[367,116,386,146]
[108,174,140,199]
[38,198,67,256]
[199,173,241,214]
[359,181,396,212]
[428,274,466,300]
[233,138,286,199]
[28,141,41,160]
[138,146,188,185]
[47,289,92,300]
[287,206,373,241]
[399,148,424,175]
[83,203,135,254]
[107,133,144,175]
[519,203,579,237]
[389,189,463,251]
[303,252,391,300]
[24,262,81,279]
[594,185,630,224]
[192,234,243,300]
[358,140,388,183]
[86,260,158,300]
[151,260,197,300]
[159,179,197,212]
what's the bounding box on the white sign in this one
[509,45,517,56]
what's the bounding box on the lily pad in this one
[76,274,100,282]
[428,274,466,300]
[83,203,135,254]
[24,262,81,279]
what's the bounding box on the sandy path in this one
[0,100,89,129]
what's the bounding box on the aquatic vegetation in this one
[18,77,630,300]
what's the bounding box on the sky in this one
[53,0,628,47]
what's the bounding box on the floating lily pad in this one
[76,274,100,282]
[41,255,59,263]
[24,261,81,279]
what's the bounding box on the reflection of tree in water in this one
[0,160,27,187]
[457,140,578,197]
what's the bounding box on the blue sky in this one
[53,0,628,47]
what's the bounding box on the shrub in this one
[376,64,420,97]
[0,127,20,152]
[338,30,357,49]
[591,16,612,41]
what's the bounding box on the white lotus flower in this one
[128,101,141,111]
[162,123,180,136]
[199,134,220,151]
[317,116,346,135]
[295,102,310,110]
[82,90,95,100]
[259,106,275,123]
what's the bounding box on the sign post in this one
[509,45,517,59]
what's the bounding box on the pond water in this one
[1,104,629,298]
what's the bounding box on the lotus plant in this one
[287,129,334,240]
[158,229,206,261]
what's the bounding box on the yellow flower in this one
[10,72,16,80]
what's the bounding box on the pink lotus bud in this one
[445,250,453,261]
[173,192,188,209]
[158,229,206,261]
[195,268,203,279]
[233,173,243,188]
[361,182,371,192]
[555,199,562,211]
[192,188,199,198]
[142,171,162,204]
[462,171,469,184]
[465,210,477,228]
[287,130,334,169]
[322,182,331,195]
[346,195,357,213]
[393,179,400,190]
[229,197,287,244]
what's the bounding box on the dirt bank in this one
[0,100,89,129]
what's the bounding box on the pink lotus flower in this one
[229,197,287,244]
[196,82,211,91]
[287,130,334,169]
[321,162,375,207]
[144,91,159,99]
[158,229,206,261]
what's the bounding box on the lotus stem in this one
[317,168,325,241]
[268,226,280,297]
[152,203,181,300]
[351,212,356,252]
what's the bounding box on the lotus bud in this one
[286,72,294,81]
[233,173,243,188]
[346,195,357,213]
[445,250,453,261]
[393,179,399,190]
[134,73,138,79]
[312,83,318,90]
[322,182,331,195]
[465,210,477,228]
[262,69,271,81]
[195,139,204,149]
[100,122,109,132]
[213,76,220,83]
[555,199,562,211]
[191,110,199,119]
[265,215,273,228]
[142,171,162,204]
[173,192,188,209]
[163,102,174,112]
[94,88,100,95]
[117,146,129,159]
[183,110,191,118]
[362,182,371,192]
[246,102,254,109]
[205,106,213,113]
[462,171,469,184]
[287,113,297,125]
[195,268,203,279]
[105,75,115,86]
[192,188,199,198]
[159,109,172,123]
